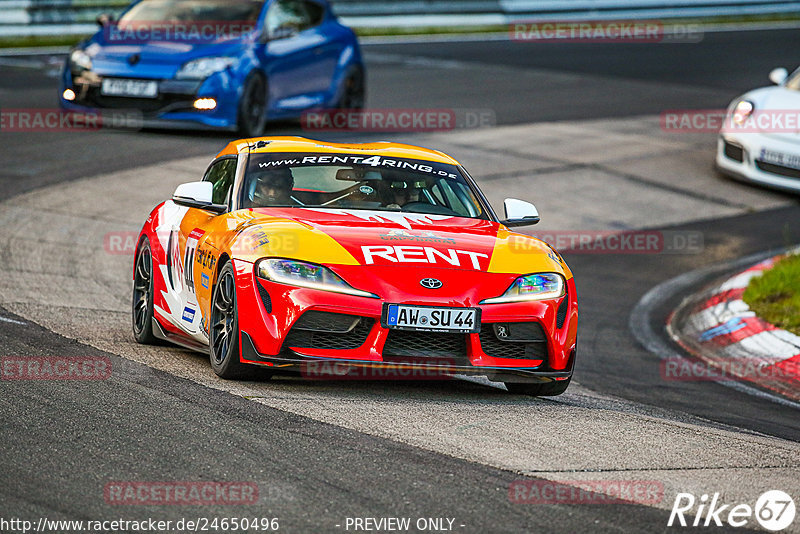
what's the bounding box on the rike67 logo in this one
[668,490,795,531]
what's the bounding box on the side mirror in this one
[501,198,540,227]
[96,13,114,27]
[769,67,788,85]
[172,181,227,213]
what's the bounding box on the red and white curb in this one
[667,252,800,401]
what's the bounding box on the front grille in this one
[755,160,800,179]
[87,92,195,113]
[723,141,744,162]
[72,78,199,114]
[382,329,468,363]
[293,311,361,332]
[284,311,373,351]
[479,322,547,360]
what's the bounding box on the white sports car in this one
[716,66,800,194]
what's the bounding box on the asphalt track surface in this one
[1,28,799,533]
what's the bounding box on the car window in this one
[303,1,324,26]
[266,0,323,37]
[119,0,265,24]
[203,158,237,206]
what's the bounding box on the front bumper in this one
[233,260,579,382]
[241,331,575,383]
[716,133,800,194]
[59,67,240,130]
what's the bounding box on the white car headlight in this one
[731,100,754,125]
[69,49,93,72]
[481,273,565,304]
[175,57,236,80]
[256,258,378,298]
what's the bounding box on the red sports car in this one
[133,137,578,395]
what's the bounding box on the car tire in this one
[132,236,158,344]
[209,262,269,380]
[237,72,268,137]
[505,378,571,397]
[338,67,365,110]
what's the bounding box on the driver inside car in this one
[381,177,427,210]
[251,168,295,206]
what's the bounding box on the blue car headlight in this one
[256,258,378,298]
[480,273,565,304]
[176,56,237,80]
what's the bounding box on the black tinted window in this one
[203,158,237,205]
[266,0,323,36]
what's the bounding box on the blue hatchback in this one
[59,0,365,135]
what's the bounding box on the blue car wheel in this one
[238,72,268,137]
[338,66,365,110]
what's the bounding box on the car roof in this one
[215,136,461,165]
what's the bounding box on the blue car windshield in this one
[119,0,265,24]
[242,152,488,219]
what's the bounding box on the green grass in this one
[354,25,507,37]
[743,253,800,335]
[0,34,90,49]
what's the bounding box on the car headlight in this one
[731,100,754,125]
[256,258,378,298]
[69,49,93,72]
[480,273,565,304]
[175,57,236,80]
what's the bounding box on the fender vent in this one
[256,280,272,313]
[556,289,569,329]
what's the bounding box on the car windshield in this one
[242,152,488,219]
[119,0,264,24]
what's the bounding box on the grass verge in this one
[743,253,800,335]
[0,35,89,49]
[2,12,800,49]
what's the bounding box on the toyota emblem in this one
[420,278,443,289]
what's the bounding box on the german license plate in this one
[383,304,480,333]
[101,78,158,98]
[759,148,800,170]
